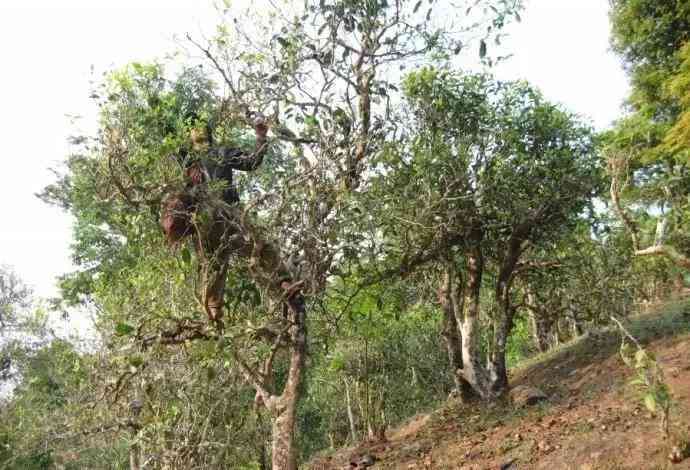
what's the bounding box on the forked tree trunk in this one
[193,204,307,470]
[487,230,526,396]
[609,154,690,270]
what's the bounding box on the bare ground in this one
[308,298,690,470]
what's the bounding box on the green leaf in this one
[479,39,487,58]
[128,354,144,368]
[413,0,422,13]
[115,322,135,336]
[181,247,192,265]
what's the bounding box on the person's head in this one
[190,127,210,151]
[252,114,269,138]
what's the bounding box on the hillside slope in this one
[309,299,690,469]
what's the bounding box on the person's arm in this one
[218,117,269,172]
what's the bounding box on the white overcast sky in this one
[0,0,629,300]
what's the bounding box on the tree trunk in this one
[129,442,141,470]
[570,306,584,337]
[610,155,690,271]
[487,229,526,396]
[456,251,492,399]
[529,312,550,353]
[487,307,512,395]
[270,405,298,470]
[182,178,308,470]
[527,293,551,353]
[258,440,270,470]
[438,266,476,401]
[226,250,306,470]
[268,298,306,470]
[129,391,143,470]
[344,378,357,442]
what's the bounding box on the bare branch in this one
[634,245,690,269]
[186,33,238,97]
[607,152,640,251]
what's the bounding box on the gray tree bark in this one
[438,266,476,402]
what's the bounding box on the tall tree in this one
[367,69,598,398]
[42,0,522,466]
[607,0,690,270]
[0,266,33,336]
[42,63,310,469]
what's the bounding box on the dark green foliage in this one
[505,315,534,367]
[299,291,451,456]
[606,0,690,275]
[9,1,682,467]
[610,0,690,83]
[0,341,92,469]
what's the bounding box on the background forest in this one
[2,0,690,468]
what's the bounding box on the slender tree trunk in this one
[355,380,367,434]
[129,442,141,470]
[256,429,270,470]
[344,378,357,442]
[270,406,298,470]
[438,266,475,401]
[129,390,143,470]
[487,305,513,395]
[347,32,373,190]
[527,293,551,353]
[457,251,492,399]
[362,338,375,441]
[487,229,526,396]
[268,300,306,470]
[529,313,550,353]
[185,179,308,470]
[570,307,584,337]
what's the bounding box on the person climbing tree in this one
[185,112,269,203]
[160,113,304,326]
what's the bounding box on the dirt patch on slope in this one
[308,301,690,470]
